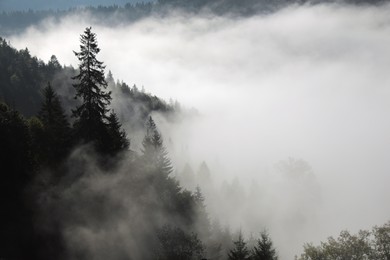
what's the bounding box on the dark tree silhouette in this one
[0,30,223,260]
[157,225,204,260]
[228,231,251,260]
[0,102,37,259]
[251,230,278,260]
[105,111,130,155]
[37,82,71,166]
[72,27,111,147]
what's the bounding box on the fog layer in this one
[9,3,390,258]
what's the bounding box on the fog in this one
[9,3,390,258]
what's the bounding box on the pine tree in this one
[194,186,210,237]
[142,116,172,176]
[157,225,204,260]
[72,27,111,146]
[193,186,215,258]
[251,231,278,260]
[105,111,129,155]
[37,82,71,165]
[228,231,251,260]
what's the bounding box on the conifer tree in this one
[105,111,129,155]
[157,225,204,260]
[228,231,251,260]
[193,186,219,259]
[0,102,36,259]
[194,186,210,237]
[72,27,111,146]
[142,116,172,175]
[251,231,278,260]
[37,82,71,165]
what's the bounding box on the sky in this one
[7,2,390,258]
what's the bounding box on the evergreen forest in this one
[1,7,389,259]
[0,26,281,260]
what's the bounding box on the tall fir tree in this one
[72,27,111,147]
[228,231,251,260]
[251,231,278,260]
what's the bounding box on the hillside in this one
[0,37,175,126]
[0,29,215,260]
[0,0,385,35]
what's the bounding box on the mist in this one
[8,3,390,258]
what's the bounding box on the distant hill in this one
[0,37,176,127]
[0,0,148,12]
[0,0,386,35]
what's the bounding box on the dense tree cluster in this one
[227,231,278,260]
[0,0,385,36]
[2,23,388,260]
[0,36,175,124]
[297,221,390,260]
[0,38,51,116]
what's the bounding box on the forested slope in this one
[0,0,385,35]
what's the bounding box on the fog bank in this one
[8,3,390,258]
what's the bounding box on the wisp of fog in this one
[9,3,390,258]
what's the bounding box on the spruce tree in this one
[251,231,278,260]
[72,27,111,146]
[228,231,251,260]
[142,116,172,176]
[157,225,204,260]
[37,82,71,165]
[105,111,129,155]
[194,186,210,237]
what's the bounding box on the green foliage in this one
[298,221,390,260]
[228,231,251,260]
[372,222,390,259]
[251,230,278,260]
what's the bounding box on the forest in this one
[0,0,385,35]
[0,26,282,260]
[1,0,390,258]
[1,24,389,260]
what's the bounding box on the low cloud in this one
[9,3,390,258]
